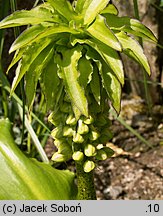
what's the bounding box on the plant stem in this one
[75,161,96,200]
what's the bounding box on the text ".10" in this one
[147,204,159,213]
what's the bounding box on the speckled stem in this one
[75,161,96,200]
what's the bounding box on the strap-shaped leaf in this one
[25,44,54,108]
[87,15,122,51]
[90,63,101,105]
[0,119,77,200]
[104,14,157,42]
[56,46,88,117]
[115,31,151,75]
[100,62,121,113]
[11,38,53,94]
[47,0,77,22]
[75,0,110,25]
[71,38,124,85]
[78,57,93,89]
[10,24,78,54]
[9,25,46,53]
[94,40,124,85]
[7,48,25,74]
[41,59,60,110]
[0,3,61,28]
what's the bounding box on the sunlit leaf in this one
[100,3,118,15]
[11,38,53,94]
[0,3,61,28]
[115,31,151,75]
[47,0,77,22]
[0,119,77,200]
[9,25,46,53]
[7,48,25,74]
[56,46,88,116]
[87,14,121,51]
[100,62,121,113]
[41,59,60,110]
[25,44,54,108]
[75,0,110,25]
[104,14,157,42]
[71,37,124,85]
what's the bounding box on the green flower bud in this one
[66,113,77,126]
[96,144,104,150]
[95,149,107,160]
[51,152,69,162]
[73,133,84,143]
[54,138,66,148]
[83,160,95,173]
[89,127,100,141]
[63,126,75,137]
[72,151,84,161]
[83,115,94,125]
[77,119,89,135]
[103,146,114,158]
[84,144,96,157]
[51,126,63,139]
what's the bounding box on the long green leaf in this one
[86,14,122,51]
[94,40,124,85]
[7,48,25,73]
[78,56,93,89]
[104,14,157,42]
[9,25,46,53]
[71,37,124,85]
[0,119,77,200]
[56,46,88,116]
[25,44,54,108]
[11,38,53,94]
[90,63,101,105]
[47,0,77,22]
[10,24,78,54]
[100,62,122,113]
[75,0,110,25]
[0,3,61,28]
[41,59,60,110]
[115,31,151,75]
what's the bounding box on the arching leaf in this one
[100,62,122,113]
[0,119,77,200]
[41,59,60,110]
[115,31,151,75]
[0,3,61,28]
[47,0,77,22]
[56,46,88,116]
[75,0,110,25]
[104,14,157,42]
[25,44,54,108]
[11,38,53,94]
[9,25,46,53]
[87,15,121,51]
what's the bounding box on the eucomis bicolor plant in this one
[0,0,157,173]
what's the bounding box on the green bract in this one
[0,0,157,173]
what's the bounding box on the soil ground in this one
[94,95,163,200]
